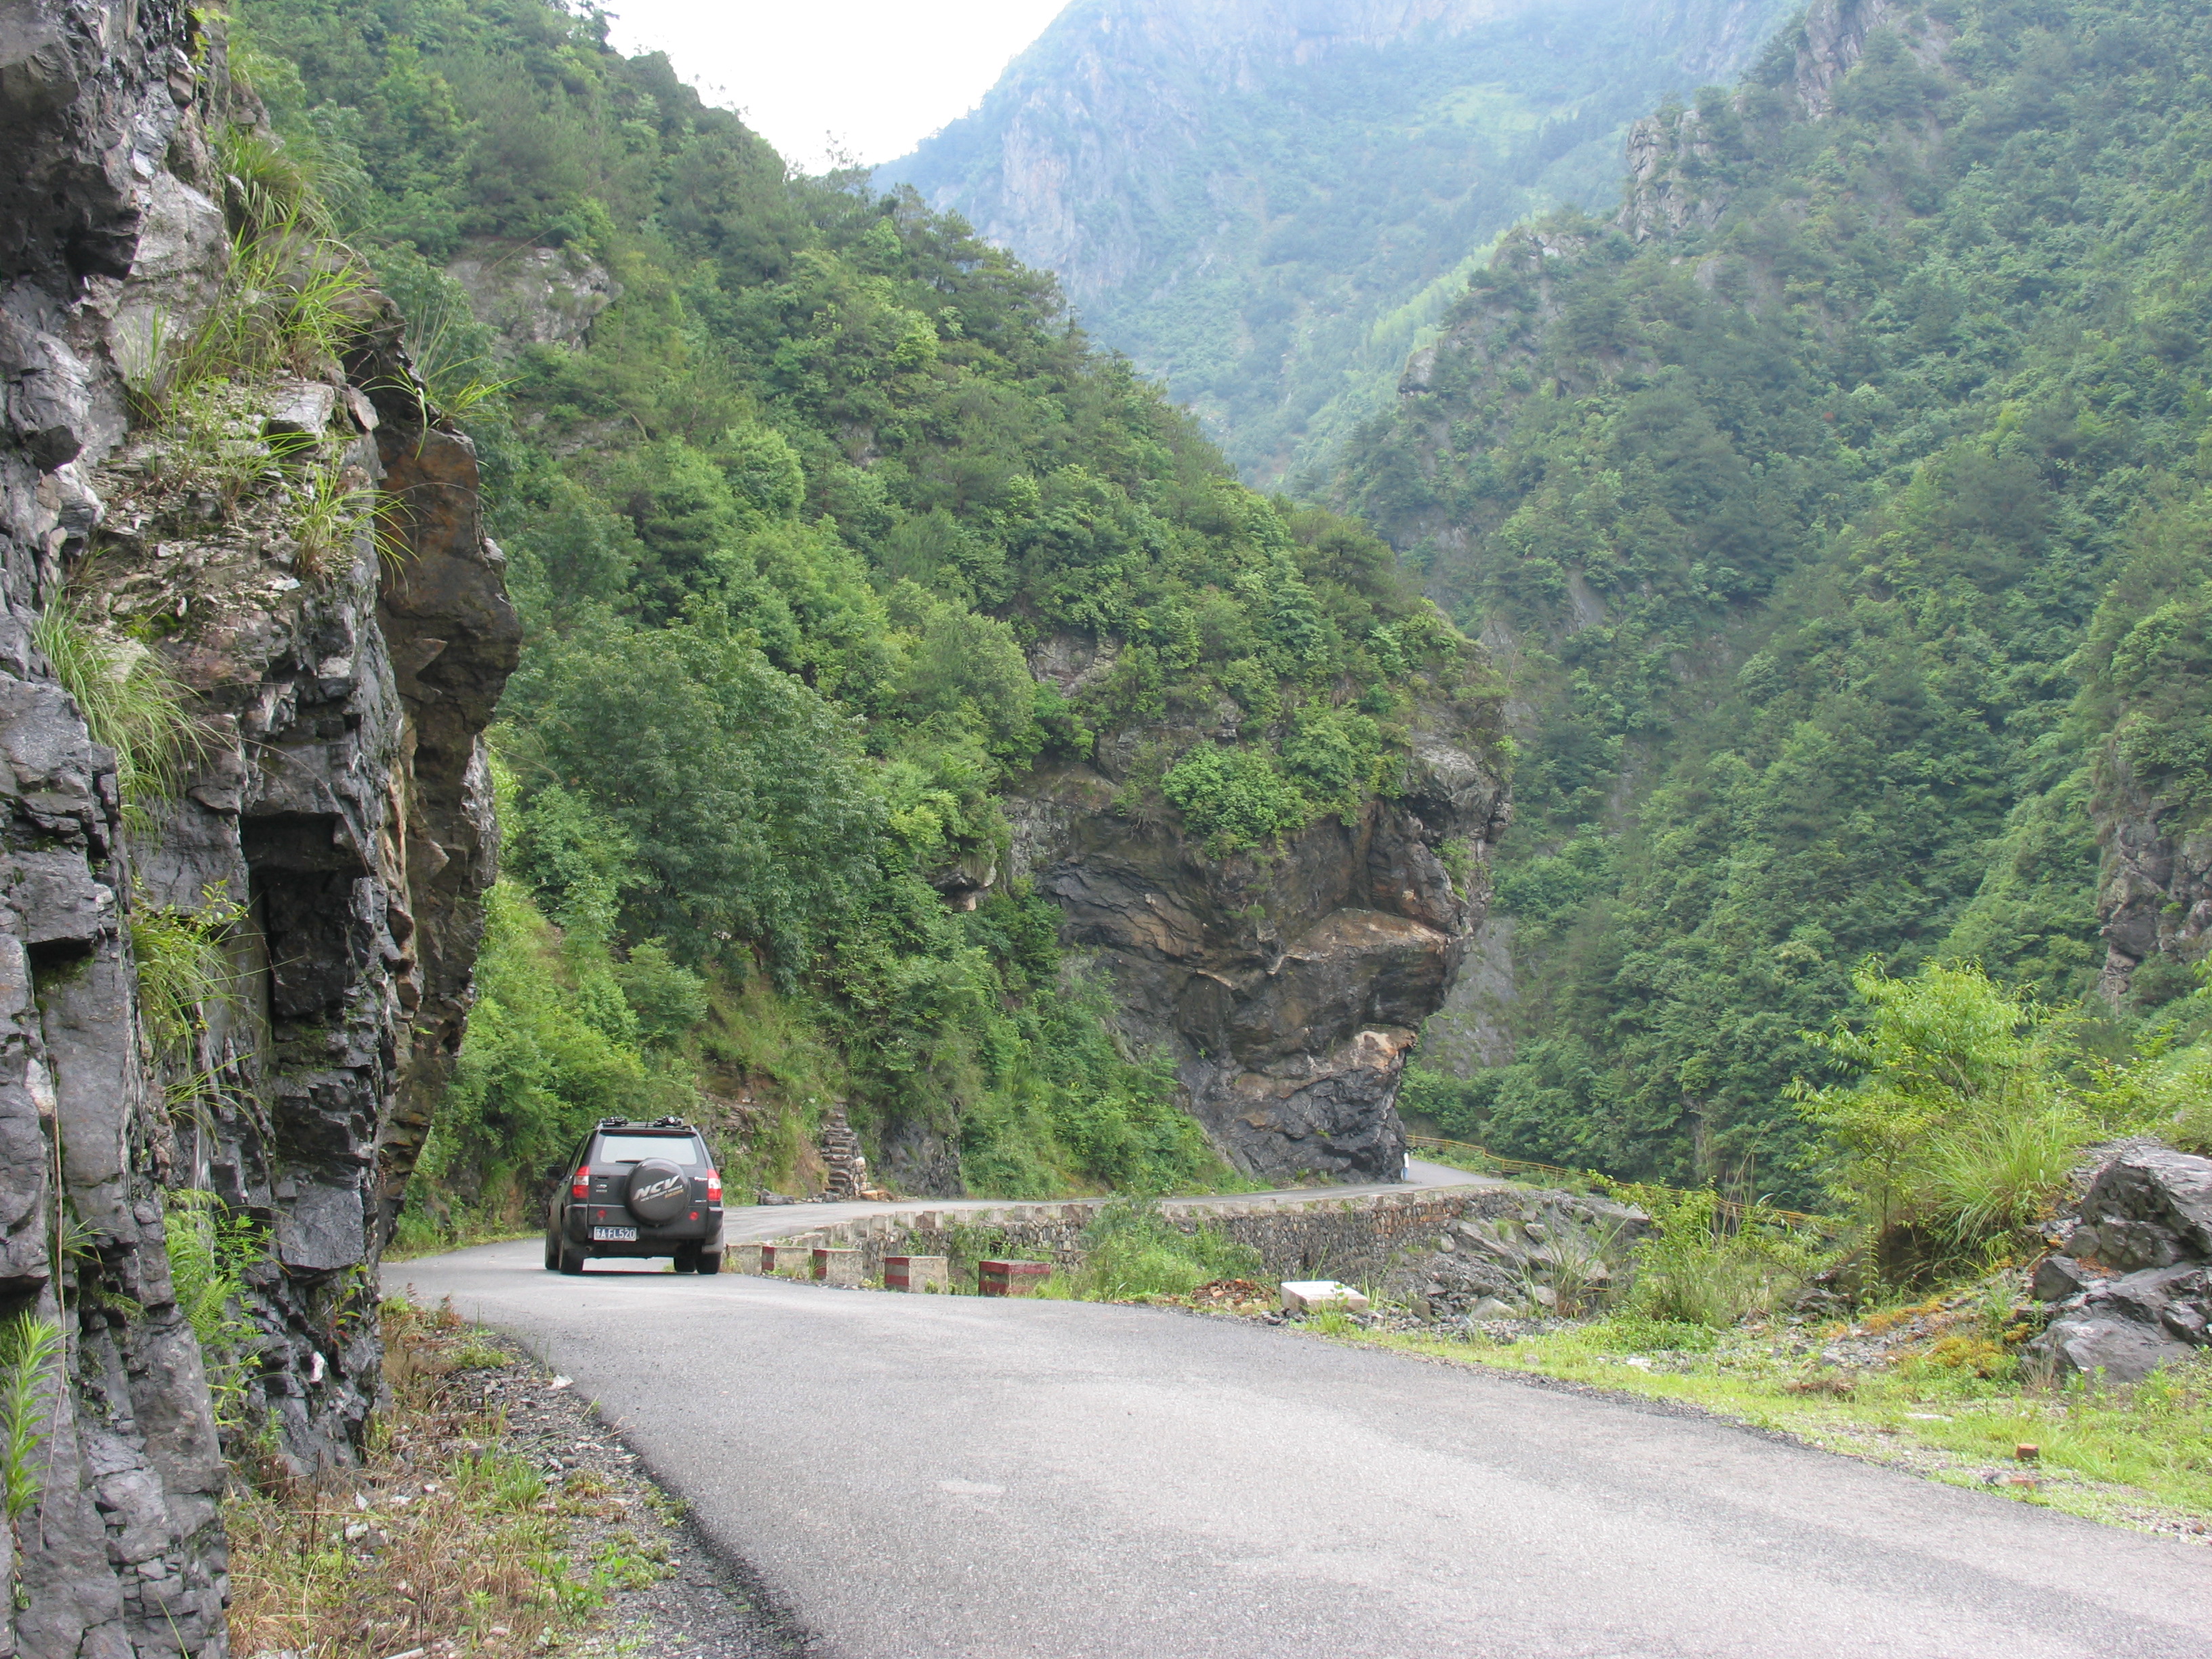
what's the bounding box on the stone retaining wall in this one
[753,1185,1610,1290]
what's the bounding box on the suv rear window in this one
[594,1133,705,1165]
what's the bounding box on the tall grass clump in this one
[33,601,202,833]
[1063,1196,1261,1300]
[1616,1187,1824,1329]
[131,882,244,1059]
[292,457,406,578]
[159,223,368,408]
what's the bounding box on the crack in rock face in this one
[1007,691,1507,1183]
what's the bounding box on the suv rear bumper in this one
[562,1206,723,1254]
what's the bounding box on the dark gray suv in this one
[545,1118,725,1275]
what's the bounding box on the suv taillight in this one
[705,1170,722,1201]
[571,1168,590,1200]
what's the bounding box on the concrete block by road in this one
[814,1248,864,1286]
[1282,1280,1369,1314]
[979,1259,1052,1296]
[760,1244,803,1273]
[729,1244,765,1275]
[884,1254,948,1292]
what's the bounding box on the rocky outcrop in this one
[2026,1147,2212,1383]
[1414,915,1517,1073]
[2093,750,2212,1007]
[1781,0,1910,119]
[1385,1187,1650,1319]
[444,239,617,356]
[0,3,514,1652]
[1,5,233,1652]
[89,329,518,1471]
[1619,105,1726,243]
[1006,689,1507,1183]
[1618,0,1952,243]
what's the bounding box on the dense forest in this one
[229,0,1475,1223]
[895,0,1790,485]
[1345,0,2212,1200]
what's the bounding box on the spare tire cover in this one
[624,1158,689,1223]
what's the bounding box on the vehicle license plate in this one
[592,1226,637,1242]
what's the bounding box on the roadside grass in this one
[1325,1318,2212,1539]
[386,1210,537,1261]
[1036,1196,1261,1301]
[227,1297,670,1658]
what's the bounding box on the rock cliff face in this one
[0,5,514,1653]
[2093,750,2211,1007]
[444,240,618,356]
[1007,684,1507,1183]
[1618,0,1947,243]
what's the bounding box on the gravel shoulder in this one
[470,1343,813,1659]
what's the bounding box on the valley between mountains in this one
[0,0,2209,1654]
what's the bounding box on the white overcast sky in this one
[601,1,1071,173]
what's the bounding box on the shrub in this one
[1618,1187,1822,1329]
[1160,743,1310,854]
[1794,960,2097,1281]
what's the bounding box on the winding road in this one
[387,1174,2209,1658]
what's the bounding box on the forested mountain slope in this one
[1339,0,2212,1197]
[234,0,1501,1216]
[888,0,1791,485]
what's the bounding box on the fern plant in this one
[164,1191,265,1429]
[0,1313,62,1523]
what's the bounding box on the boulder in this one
[1282,1279,1369,1314]
[2074,1148,2212,1267]
[2026,1148,2212,1382]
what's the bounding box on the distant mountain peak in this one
[886,0,1793,483]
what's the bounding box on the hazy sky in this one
[602,1,1070,173]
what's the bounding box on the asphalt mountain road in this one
[388,1226,2207,1657]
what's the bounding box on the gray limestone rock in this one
[444,239,619,354]
[2076,1148,2212,1266]
[2025,1149,2212,1382]
[1382,1187,1650,1319]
